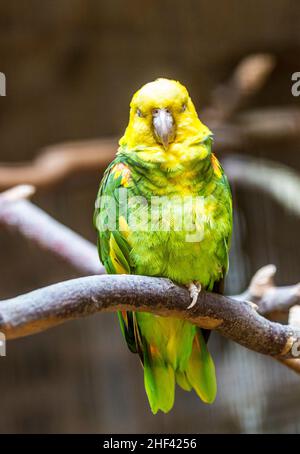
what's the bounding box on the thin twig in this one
[278,359,300,375]
[0,184,35,204]
[233,265,300,315]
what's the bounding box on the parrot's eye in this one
[181,103,187,112]
[136,108,143,118]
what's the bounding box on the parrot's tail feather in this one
[185,329,217,404]
[119,311,217,412]
[143,342,175,414]
[117,311,137,354]
[175,370,192,391]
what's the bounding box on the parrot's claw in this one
[187,282,202,309]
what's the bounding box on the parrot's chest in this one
[128,191,226,288]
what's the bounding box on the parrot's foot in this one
[187,282,202,309]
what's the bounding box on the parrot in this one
[94,78,232,414]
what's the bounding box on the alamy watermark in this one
[95,190,209,242]
[0,332,6,356]
[0,72,6,96]
[291,340,300,358]
[291,72,300,97]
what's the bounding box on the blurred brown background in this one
[1,0,300,433]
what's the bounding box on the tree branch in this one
[0,274,300,363]
[0,197,104,275]
[0,139,116,190]
[232,264,300,316]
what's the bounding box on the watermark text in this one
[0,72,6,96]
[291,72,300,97]
[0,332,6,356]
[95,190,210,242]
[292,340,300,358]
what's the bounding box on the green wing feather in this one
[94,159,142,356]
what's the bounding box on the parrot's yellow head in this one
[119,78,211,167]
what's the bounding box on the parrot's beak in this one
[152,108,175,149]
